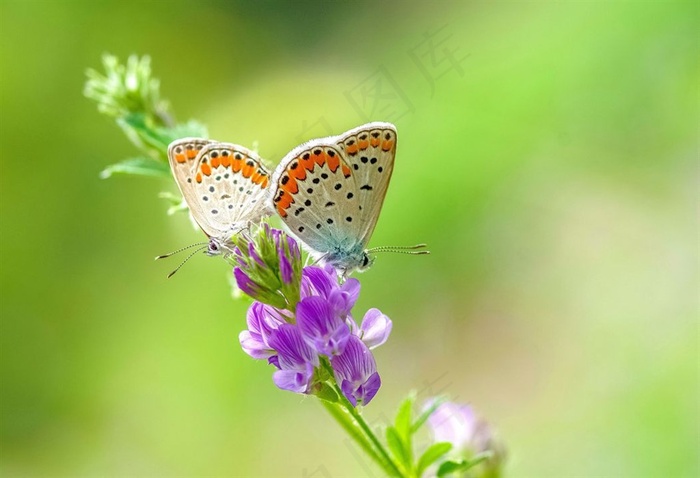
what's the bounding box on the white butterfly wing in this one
[270,122,397,268]
[168,139,272,240]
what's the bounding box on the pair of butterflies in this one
[166,122,425,275]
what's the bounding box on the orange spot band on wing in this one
[221,155,231,168]
[175,153,187,163]
[252,170,268,186]
[279,171,299,194]
[201,163,212,176]
[274,190,294,217]
[327,153,340,173]
[211,156,221,168]
[358,139,369,150]
[313,151,327,168]
[346,144,358,155]
[381,139,394,151]
[289,163,307,181]
[242,161,255,178]
[196,173,202,183]
[341,164,352,178]
[186,149,198,159]
[231,157,243,172]
[370,138,380,147]
[300,155,315,172]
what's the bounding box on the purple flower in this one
[331,336,381,406]
[425,400,504,467]
[302,265,360,317]
[238,302,287,359]
[297,296,351,356]
[268,324,319,394]
[356,308,392,349]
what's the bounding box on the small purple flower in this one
[301,265,360,317]
[297,296,351,356]
[268,324,319,394]
[357,308,392,349]
[425,400,504,468]
[239,302,287,359]
[331,336,381,406]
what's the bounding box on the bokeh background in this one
[1,1,697,476]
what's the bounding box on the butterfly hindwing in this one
[190,143,271,238]
[168,137,213,196]
[168,138,271,240]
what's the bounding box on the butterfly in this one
[270,122,426,275]
[166,138,272,259]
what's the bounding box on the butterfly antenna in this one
[155,242,208,260]
[165,245,208,278]
[368,244,429,254]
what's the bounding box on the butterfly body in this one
[167,138,271,255]
[270,122,397,274]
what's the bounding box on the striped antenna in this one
[155,242,208,260]
[367,244,430,255]
[164,245,208,278]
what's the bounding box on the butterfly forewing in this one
[272,143,358,254]
[271,122,397,266]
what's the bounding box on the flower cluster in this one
[233,225,391,406]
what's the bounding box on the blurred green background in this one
[1,1,697,476]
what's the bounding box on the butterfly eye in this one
[207,241,221,256]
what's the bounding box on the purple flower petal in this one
[340,278,360,306]
[248,241,265,266]
[234,267,259,297]
[239,302,288,359]
[267,324,318,394]
[272,362,315,394]
[301,266,336,298]
[278,241,294,284]
[297,296,351,356]
[358,308,392,349]
[331,336,380,406]
[239,330,274,359]
[340,371,381,407]
[268,324,318,370]
[426,401,479,451]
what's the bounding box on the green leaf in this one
[412,395,448,433]
[416,442,452,476]
[99,157,170,179]
[393,393,415,467]
[118,113,172,161]
[385,426,410,469]
[436,459,468,477]
[395,393,415,438]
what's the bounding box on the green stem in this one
[321,360,405,477]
